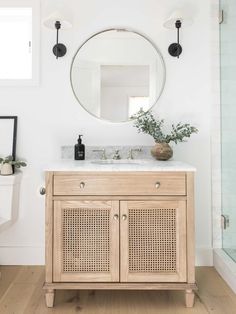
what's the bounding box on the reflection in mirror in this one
[71,29,165,123]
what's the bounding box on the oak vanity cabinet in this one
[44,171,197,308]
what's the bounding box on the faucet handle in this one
[113,150,121,160]
[127,148,142,160]
[92,149,107,160]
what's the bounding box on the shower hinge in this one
[219,9,224,24]
[221,214,229,229]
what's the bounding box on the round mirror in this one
[71,29,166,123]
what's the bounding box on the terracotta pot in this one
[0,163,13,176]
[151,143,173,161]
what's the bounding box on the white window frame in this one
[0,0,40,86]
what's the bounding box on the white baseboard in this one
[196,247,213,266]
[214,249,236,293]
[0,246,213,266]
[0,246,45,265]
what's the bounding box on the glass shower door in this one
[221,0,236,262]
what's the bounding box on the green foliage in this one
[0,155,27,168]
[132,109,198,144]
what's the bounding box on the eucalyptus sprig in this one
[132,109,198,144]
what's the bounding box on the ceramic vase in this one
[151,143,173,161]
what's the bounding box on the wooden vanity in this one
[43,163,197,308]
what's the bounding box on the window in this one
[0,1,39,85]
[129,96,150,117]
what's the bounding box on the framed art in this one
[0,116,18,160]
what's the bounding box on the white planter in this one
[0,163,13,176]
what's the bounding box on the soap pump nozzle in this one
[78,134,83,144]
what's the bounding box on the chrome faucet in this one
[92,149,107,160]
[127,148,142,160]
[112,150,121,160]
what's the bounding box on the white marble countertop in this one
[44,159,196,172]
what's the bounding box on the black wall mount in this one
[168,20,182,58]
[53,21,67,58]
[53,43,67,58]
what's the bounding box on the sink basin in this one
[91,159,141,165]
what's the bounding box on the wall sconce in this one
[163,10,193,58]
[43,11,72,59]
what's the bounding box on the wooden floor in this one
[0,267,236,313]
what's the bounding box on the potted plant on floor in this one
[132,109,198,161]
[0,156,27,175]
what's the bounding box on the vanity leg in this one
[45,289,55,308]
[185,289,195,308]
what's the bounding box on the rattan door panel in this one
[120,201,187,282]
[53,200,119,282]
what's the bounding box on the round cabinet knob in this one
[80,182,85,189]
[40,187,46,195]
[122,214,127,221]
[113,214,119,221]
[155,182,161,189]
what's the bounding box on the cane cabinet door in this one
[53,200,119,282]
[120,200,187,282]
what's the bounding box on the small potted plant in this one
[0,156,27,176]
[132,109,198,161]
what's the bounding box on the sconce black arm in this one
[168,19,183,58]
[53,20,67,59]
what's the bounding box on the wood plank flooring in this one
[0,266,235,314]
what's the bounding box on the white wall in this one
[0,0,213,265]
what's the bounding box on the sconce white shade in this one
[163,10,193,29]
[43,11,72,30]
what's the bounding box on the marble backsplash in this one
[61,146,154,160]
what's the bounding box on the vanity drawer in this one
[53,173,186,196]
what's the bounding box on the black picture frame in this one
[0,116,18,161]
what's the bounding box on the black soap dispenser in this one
[74,135,85,160]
